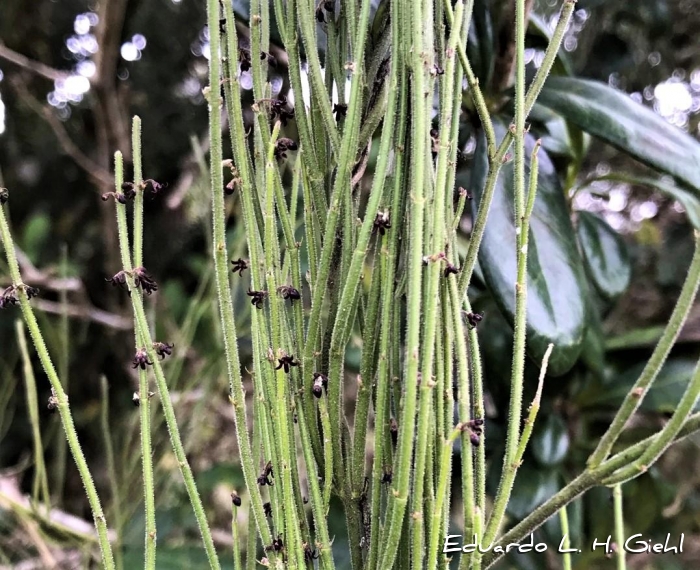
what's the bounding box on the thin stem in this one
[602,354,700,485]
[16,320,50,508]
[296,0,341,154]
[457,0,575,297]
[411,4,464,568]
[482,411,700,568]
[481,113,542,549]
[113,151,221,570]
[128,116,156,570]
[613,484,626,570]
[559,505,573,570]
[100,375,124,570]
[589,233,700,467]
[219,0,276,548]
[443,0,495,158]
[132,116,144,268]
[376,0,429,563]
[0,197,116,570]
[515,343,552,465]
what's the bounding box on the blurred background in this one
[1,0,700,568]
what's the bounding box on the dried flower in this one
[153,341,174,360]
[265,534,284,553]
[106,270,129,291]
[132,349,154,370]
[257,95,295,126]
[303,543,320,562]
[389,417,399,445]
[373,211,391,236]
[101,191,128,204]
[459,186,473,200]
[263,501,273,518]
[465,311,484,329]
[276,354,299,373]
[0,188,9,204]
[444,262,460,277]
[258,461,274,486]
[333,103,348,119]
[260,51,277,68]
[247,288,268,309]
[381,468,393,484]
[277,285,301,303]
[231,258,249,275]
[143,179,166,195]
[274,137,298,160]
[312,372,328,398]
[0,286,19,309]
[47,388,59,413]
[133,266,158,295]
[121,182,136,200]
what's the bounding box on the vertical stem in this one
[16,320,51,508]
[100,375,124,570]
[55,244,69,505]
[0,199,116,570]
[613,485,626,570]
[128,116,156,570]
[132,116,144,268]
[559,505,573,570]
[113,151,221,570]
[377,0,428,564]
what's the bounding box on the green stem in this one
[482,137,541,546]
[113,151,221,569]
[560,505,572,570]
[457,0,575,297]
[411,4,463,569]
[99,376,124,570]
[613,484,626,570]
[129,115,156,570]
[589,233,700,467]
[16,320,51,508]
[296,0,341,154]
[132,115,144,268]
[602,354,700,486]
[219,0,276,549]
[377,0,429,564]
[0,198,116,570]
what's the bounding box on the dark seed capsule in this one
[470,432,480,447]
[231,491,242,507]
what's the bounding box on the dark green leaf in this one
[531,414,570,466]
[580,297,606,374]
[467,0,494,87]
[468,121,588,376]
[538,77,700,195]
[577,212,631,299]
[577,358,700,413]
[506,465,561,520]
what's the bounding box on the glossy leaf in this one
[506,465,561,520]
[531,414,570,466]
[538,77,700,195]
[577,211,631,300]
[467,0,494,87]
[468,122,588,376]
